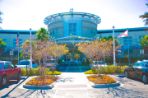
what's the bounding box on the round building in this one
[44,9,101,42]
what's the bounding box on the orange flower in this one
[87,75,116,84]
[26,75,58,86]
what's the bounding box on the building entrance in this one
[57,44,90,72]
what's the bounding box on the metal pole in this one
[128,44,130,66]
[17,32,20,64]
[112,26,116,66]
[30,28,32,68]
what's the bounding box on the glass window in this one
[4,63,9,69]
[69,23,76,35]
[3,39,7,42]
[139,35,144,40]
[134,62,142,67]
[0,62,4,70]
[4,62,13,69]
[123,36,132,46]
[144,62,148,67]
[19,60,30,65]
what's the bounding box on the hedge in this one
[21,67,61,76]
[85,65,127,74]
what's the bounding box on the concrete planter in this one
[92,82,120,88]
[23,84,54,90]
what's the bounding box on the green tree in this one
[0,38,6,54]
[140,3,148,25]
[140,35,148,47]
[36,28,49,41]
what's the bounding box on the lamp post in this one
[112,26,116,66]
[127,43,130,66]
[29,28,32,68]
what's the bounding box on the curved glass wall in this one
[44,11,101,39]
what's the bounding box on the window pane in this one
[69,23,76,35]
[144,62,148,67]
[0,63,4,70]
[19,61,30,65]
[4,63,9,69]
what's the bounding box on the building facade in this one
[98,27,148,59]
[0,27,147,58]
[0,11,148,59]
[0,30,36,51]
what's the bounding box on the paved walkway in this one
[2,73,148,98]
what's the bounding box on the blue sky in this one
[0,0,147,30]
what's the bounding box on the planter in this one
[87,74,121,88]
[23,75,57,90]
[23,84,54,90]
[92,82,120,88]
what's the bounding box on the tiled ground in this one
[2,73,148,98]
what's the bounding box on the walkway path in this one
[4,73,148,98]
[51,72,93,98]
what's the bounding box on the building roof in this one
[0,27,147,35]
[0,30,36,34]
[98,27,148,34]
[44,11,101,25]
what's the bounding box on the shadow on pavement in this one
[13,89,54,98]
[1,76,29,98]
[0,80,19,90]
[107,87,144,98]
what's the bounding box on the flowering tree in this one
[22,40,31,59]
[22,40,69,65]
[77,40,115,62]
[48,44,69,59]
[32,41,54,65]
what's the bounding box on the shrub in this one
[85,70,94,74]
[21,67,61,76]
[46,71,61,75]
[85,65,127,74]
[21,68,28,76]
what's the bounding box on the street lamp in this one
[112,26,116,66]
[29,28,32,68]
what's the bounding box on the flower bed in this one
[26,75,58,86]
[87,74,116,84]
